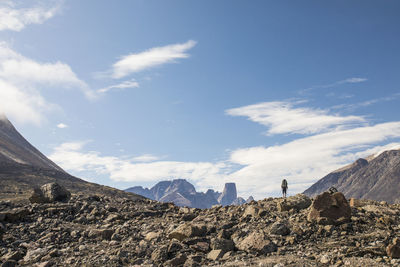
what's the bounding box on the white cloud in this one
[97,80,139,94]
[0,79,50,125]
[301,77,368,94]
[132,154,160,162]
[57,123,68,129]
[339,77,367,84]
[49,142,228,187]
[111,40,197,79]
[227,122,400,198]
[226,101,365,135]
[0,43,93,124]
[0,1,62,32]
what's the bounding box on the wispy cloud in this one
[0,1,62,32]
[331,93,400,111]
[0,42,92,124]
[226,101,366,135]
[57,123,68,129]
[111,40,197,79]
[97,80,139,94]
[300,77,368,94]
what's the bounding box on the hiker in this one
[281,179,288,198]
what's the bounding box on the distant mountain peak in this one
[126,179,250,209]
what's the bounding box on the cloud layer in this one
[111,40,197,79]
[0,43,92,124]
[226,101,366,135]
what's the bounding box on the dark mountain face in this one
[126,180,251,209]
[0,117,63,172]
[304,149,400,203]
[0,117,143,202]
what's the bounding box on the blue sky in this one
[1,0,400,199]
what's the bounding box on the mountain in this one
[126,179,252,208]
[0,116,143,202]
[304,149,400,203]
[0,116,63,172]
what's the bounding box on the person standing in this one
[281,179,288,198]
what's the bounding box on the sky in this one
[0,0,400,199]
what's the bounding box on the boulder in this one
[242,205,261,217]
[2,208,30,223]
[307,192,351,225]
[277,194,311,212]
[165,253,187,266]
[1,251,24,262]
[269,220,290,236]
[88,229,114,240]
[235,231,277,255]
[29,183,71,203]
[387,238,400,258]
[207,249,225,261]
[211,238,235,252]
[168,223,207,241]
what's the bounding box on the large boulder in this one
[307,192,351,225]
[168,223,207,241]
[269,220,290,236]
[29,183,71,203]
[1,208,30,223]
[235,231,277,255]
[387,238,400,258]
[277,194,311,212]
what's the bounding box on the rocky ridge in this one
[1,185,400,266]
[304,149,400,203]
[126,179,252,209]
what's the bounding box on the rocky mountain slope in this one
[126,179,252,209]
[0,116,63,172]
[0,116,143,202]
[1,187,400,266]
[304,149,400,203]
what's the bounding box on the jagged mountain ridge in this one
[304,149,400,203]
[0,116,143,202]
[125,179,253,208]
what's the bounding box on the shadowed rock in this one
[29,183,71,203]
[307,192,351,225]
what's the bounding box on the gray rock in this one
[269,220,290,236]
[211,238,235,252]
[307,192,351,225]
[29,183,71,203]
[236,231,277,254]
[207,249,225,261]
[277,194,311,212]
[168,223,207,241]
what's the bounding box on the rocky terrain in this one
[304,149,400,203]
[1,184,400,267]
[126,179,253,209]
